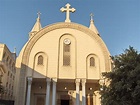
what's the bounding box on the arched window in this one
[38,55,43,65]
[6,57,9,62]
[9,60,12,66]
[12,63,15,71]
[3,52,6,59]
[90,57,95,67]
[63,39,71,66]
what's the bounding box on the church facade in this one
[15,3,112,105]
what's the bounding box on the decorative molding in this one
[22,22,110,72]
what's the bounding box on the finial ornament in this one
[90,13,94,21]
[60,3,76,22]
[89,13,99,35]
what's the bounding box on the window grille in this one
[90,57,95,67]
[38,55,43,65]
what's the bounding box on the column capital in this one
[46,78,51,82]
[75,79,80,83]
[52,78,57,82]
[94,91,99,95]
[87,94,90,97]
[81,79,86,84]
[99,79,105,85]
[27,76,32,81]
[27,77,32,85]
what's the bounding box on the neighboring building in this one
[13,3,112,105]
[0,44,16,103]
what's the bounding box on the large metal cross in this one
[60,3,76,22]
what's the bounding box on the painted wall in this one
[26,28,107,79]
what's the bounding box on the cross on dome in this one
[37,11,41,19]
[90,13,94,21]
[60,3,76,22]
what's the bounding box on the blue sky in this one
[0,0,140,56]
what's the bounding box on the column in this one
[52,78,57,105]
[45,78,51,105]
[87,94,90,105]
[93,93,96,105]
[82,79,86,105]
[26,77,32,105]
[75,79,80,105]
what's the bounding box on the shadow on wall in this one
[0,100,14,105]
[15,64,99,105]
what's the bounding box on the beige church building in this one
[14,3,112,105]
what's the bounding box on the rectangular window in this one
[63,55,70,66]
[64,44,70,52]
[63,43,71,66]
